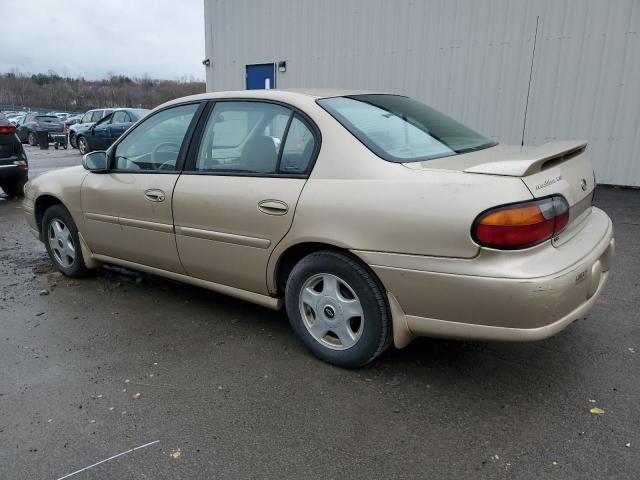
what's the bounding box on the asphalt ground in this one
[0,144,638,479]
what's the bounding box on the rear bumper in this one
[354,207,614,346]
[0,162,27,181]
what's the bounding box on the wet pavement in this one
[0,146,639,479]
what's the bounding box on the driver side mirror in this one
[82,151,109,173]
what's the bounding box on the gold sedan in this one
[23,90,614,367]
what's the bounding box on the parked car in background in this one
[68,108,113,148]
[75,108,148,154]
[0,117,28,197]
[16,113,64,146]
[64,114,83,130]
[22,90,614,367]
[55,112,72,120]
[8,114,25,126]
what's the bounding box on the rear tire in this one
[285,250,392,368]
[1,178,26,198]
[28,132,37,146]
[42,205,91,278]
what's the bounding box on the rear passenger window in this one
[194,102,317,175]
[195,101,291,174]
[279,116,316,174]
[112,111,130,124]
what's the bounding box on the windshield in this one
[317,94,497,163]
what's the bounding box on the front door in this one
[173,100,318,294]
[89,113,113,151]
[81,102,202,273]
[246,63,275,90]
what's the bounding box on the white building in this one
[204,0,640,187]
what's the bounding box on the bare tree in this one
[0,70,206,112]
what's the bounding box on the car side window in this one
[114,103,199,172]
[95,113,113,126]
[278,115,316,174]
[112,111,129,124]
[91,111,104,122]
[81,112,93,123]
[195,101,291,174]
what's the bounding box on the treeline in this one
[0,70,206,112]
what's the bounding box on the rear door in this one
[109,110,132,143]
[81,102,203,272]
[172,100,319,294]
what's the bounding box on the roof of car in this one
[156,88,389,111]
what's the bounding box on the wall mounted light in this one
[202,58,211,67]
[278,61,287,73]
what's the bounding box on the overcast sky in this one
[0,0,205,81]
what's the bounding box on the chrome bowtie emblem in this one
[580,178,588,191]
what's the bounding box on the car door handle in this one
[144,189,165,202]
[258,199,288,215]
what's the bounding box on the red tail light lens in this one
[472,196,570,249]
[0,124,17,134]
[13,160,28,171]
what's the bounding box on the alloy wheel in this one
[48,218,76,268]
[298,273,364,350]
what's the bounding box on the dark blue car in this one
[76,108,149,154]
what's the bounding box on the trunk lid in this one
[403,141,596,240]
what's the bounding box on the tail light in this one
[472,196,570,249]
[13,160,28,171]
[0,124,16,134]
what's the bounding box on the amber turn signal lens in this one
[473,196,570,249]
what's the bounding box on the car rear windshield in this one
[317,94,497,163]
[36,116,60,122]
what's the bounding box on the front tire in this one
[285,250,392,368]
[42,205,91,278]
[28,132,37,146]
[77,136,90,154]
[69,132,76,148]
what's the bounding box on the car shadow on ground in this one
[88,260,598,390]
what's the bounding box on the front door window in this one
[114,103,199,172]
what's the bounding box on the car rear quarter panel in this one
[267,107,534,292]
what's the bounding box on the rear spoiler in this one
[464,141,587,177]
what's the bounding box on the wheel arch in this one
[271,240,414,350]
[34,194,64,237]
[271,241,379,296]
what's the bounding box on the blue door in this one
[246,63,275,90]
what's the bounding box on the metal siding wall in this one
[205,0,640,186]
[524,0,640,186]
